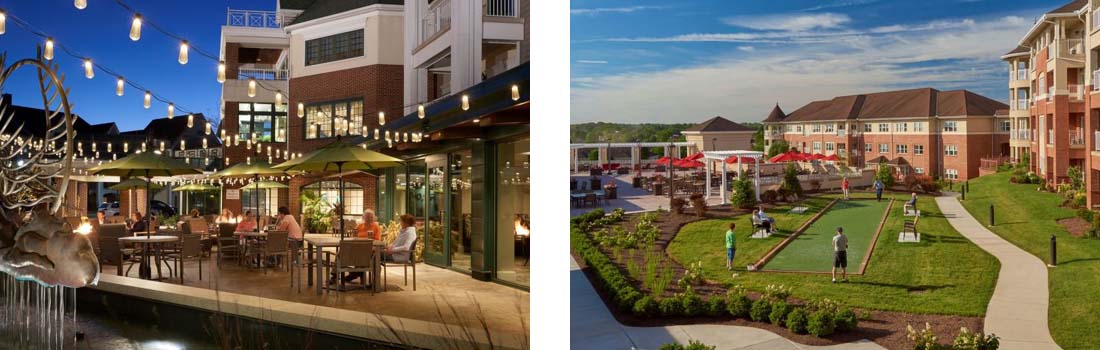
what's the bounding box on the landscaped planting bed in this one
[571,191,1001,350]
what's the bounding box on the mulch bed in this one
[573,197,985,350]
[1057,217,1090,238]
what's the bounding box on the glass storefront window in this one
[301,181,363,223]
[304,99,363,139]
[496,138,529,286]
[240,187,279,218]
[394,167,407,218]
[450,150,473,272]
[238,102,287,143]
[181,190,220,216]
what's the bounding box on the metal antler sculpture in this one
[0,50,98,288]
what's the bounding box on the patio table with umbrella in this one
[210,159,289,229]
[90,151,201,279]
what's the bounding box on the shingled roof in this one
[762,104,786,123]
[684,116,755,132]
[1047,0,1087,14]
[771,88,1006,122]
[288,0,403,26]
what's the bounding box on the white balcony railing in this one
[237,64,288,81]
[1016,98,1029,110]
[1071,128,1085,146]
[1016,69,1027,81]
[1013,129,1031,140]
[1094,70,1100,91]
[1094,131,1100,151]
[485,0,519,17]
[420,0,452,44]
[1057,38,1084,59]
[1071,84,1084,100]
[226,9,285,29]
[1049,86,1055,101]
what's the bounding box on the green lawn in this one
[958,171,1100,350]
[765,199,890,272]
[667,192,999,316]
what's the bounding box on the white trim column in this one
[705,161,712,198]
[754,156,761,202]
[721,161,728,203]
[573,148,579,173]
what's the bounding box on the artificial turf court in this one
[762,199,890,273]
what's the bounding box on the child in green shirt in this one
[726,222,736,271]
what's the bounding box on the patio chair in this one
[105,216,126,224]
[164,233,203,283]
[216,223,241,267]
[289,238,307,292]
[584,193,598,207]
[322,239,374,293]
[382,237,418,291]
[97,223,139,276]
[248,230,289,274]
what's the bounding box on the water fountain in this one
[0,50,99,350]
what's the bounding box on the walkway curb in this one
[934,193,1060,350]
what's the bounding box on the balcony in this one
[484,0,519,17]
[1015,98,1029,110]
[1057,38,1084,60]
[237,64,287,81]
[1048,129,1054,145]
[226,9,288,29]
[420,0,452,44]
[1071,128,1085,146]
[1013,129,1031,140]
[1071,84,1084,101]
[1095,131,1100,151]
[1094,70,1100,91]
[765,129,783,139]
[1016,69,1027,81]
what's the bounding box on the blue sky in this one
[0,0,273,131]
[571,0,1067,124]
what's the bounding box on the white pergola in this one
[702,150,764,203]
[569,141,696,173]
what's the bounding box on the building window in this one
[896,144,908,153]
[796,125,803,132]
[865,143,872,152]
[825,142,834,151]
[825,124,835,133]
[238,102,287,143]
[302,181,364,222]
[813,141,821,150]
[812,124,822,133]
[895,123,906,132]
[304,99,364,140]
[241,188,279,218]
[945,144,958,156]
[999,120,1011,132]
[879,143,888,153]
[863,123,872,132]
[879,124,889,132]
[914,144,924,155]
[496,137,530,286]
[305,30,364,66]
[943,121,958,132]
[945,169,959,179]
[785,125,792,132]
[914,122,925,132]
[915,167,925,174]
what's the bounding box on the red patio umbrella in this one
[655,156,674,165]
[823,154,840,161]
[769,150,804,163]
[726,155,757,164]
[683,152,705,161]
[674,159,704,168]
[809,153,827,160]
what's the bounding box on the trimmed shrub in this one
[749,299,772,322]
[659,297,682,316]
[705,297,726,317]
[730,174,757,209]
[632,296,658,317]
[659,341,717,350]
[671,197,688,215]
[769,301,791,326]
[780,163,803,200]
[786,307,808,334]
[680,290,705,317]
[952,327,1000,350]
[807,309,837,337]
[761,189,779,204]
[725,292,752,318]
[834,307,858,332]
[616,288,642,311]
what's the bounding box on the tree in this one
[767,140,790,158]
[779,163,803,200]
[587,149,599,161]
[730,173,757,209]
[876,163,895,188]
[1068,166,1085,191]
[752,127,765,152]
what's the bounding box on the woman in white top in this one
[386,214,418,263]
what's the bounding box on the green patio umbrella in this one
[211,159,288,222]
[90,151,201,278]
[273,139,404,238]
[173,183,220,216]
[241,180,289,190]
[109,178,163,191]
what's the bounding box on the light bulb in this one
[187,114,194,128]
[107,143,112,152]
[247,78,256,97]
[180,139,186,151]
[130,15,142,41]
[123,142,128,153]
[143,91,151,109]
[116,77,125,96]
[461,94,469,110]
[374,128,380,140]
[0,11,7,35]
[473,118,480,124]
[378,111,385,126]
[44,38,53,60]
[159,141,165,152]
[74,0,87,10]
[297,102,304,118]
[246,139,252,150]
[275,91,283,105]
[205,122,212,135]
[216,61,226,83]
[220,129,226,140]
[167,103,174,119]
[83,59,94,79]
[417,104,425,119]
[202,138,208,149]
[511,84,520,101]
[178,41,189,65]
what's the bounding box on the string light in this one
[202,138,208,149]
[82,58,94,79]
[275,91,283,105]
[74,0,87,10]
[205,122,212,135]
[0,11,6,35]
[167,103,174,119]
[217,61,226,83]
[247,78,256,97]
[123,142,128,153]
[461,94,470,110]
[143,91,151,109]
[417,104,425,119]
[179,139,185,151]
[186,114,194,128]
[296,102,304,118]
[129,14,142,41]
[43,38,54,60]
[374,128,380,140]
[107,143,112,153]
[178,40,189,65]
[220,129,226,141]
[473,118,480,124]
[511,84,520,101]
[378,111,385,126]
[116,77,124,96]
[158,141,165,152]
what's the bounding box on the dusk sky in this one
[571,0,1069,125]
[0,0,273,131]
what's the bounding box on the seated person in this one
[128,211,147,234]
[216,208,235,224]
[356,209,383,241]
[752,209,771,233]
[96,210,107,225]
[275,206,303,242]
[386,214,418,263]
[905,192,918,214]
[757,206,776,232]
[235,211,257,232]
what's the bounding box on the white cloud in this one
[571,6,662,15]
[737,46,755,52]
[571,16,1031,124]
[577,60,609,64]
[723,13,850,31]
[803,0,878,11]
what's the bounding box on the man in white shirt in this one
[832,226,849,283]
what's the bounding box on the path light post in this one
[961,187,965,200]
[989,204,994,226]
[1050,234,1058,267]
[965,180,969,194]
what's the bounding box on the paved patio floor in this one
[570,172,725,217]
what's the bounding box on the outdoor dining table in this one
[303,235,384,295]
[118,235,179,280]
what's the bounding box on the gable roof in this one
[762,104,786,123]
[768,88,1006,123]
[1002,45,1028,58]
[288,0,403,26]
[684,116,755,133]
[1048,0,1087,14]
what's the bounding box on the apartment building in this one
[761,87,1009,180]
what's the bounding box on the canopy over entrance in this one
[701,150,765,203]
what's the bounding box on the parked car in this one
[97,202,120,217]
[150,200,177,218]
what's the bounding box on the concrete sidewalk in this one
[935,193,1061,350]
[570,258,885,350]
